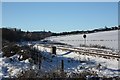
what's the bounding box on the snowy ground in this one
[0,42,120,78]
[1,30,120,79]
[45,30,119,50]
[33,44,120,78]
[0,51,36,79]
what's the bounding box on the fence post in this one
[61,60,64,72]
[61,60,64,77]
[52,46,56,55]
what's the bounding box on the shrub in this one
[2,43,20,57]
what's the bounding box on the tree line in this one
[1,26,119,42]
[1,28,52,42]
[52,26,120,36]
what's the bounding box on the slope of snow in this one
[45,30,119,50]
[33,45,120,78]
[0,51,34,78]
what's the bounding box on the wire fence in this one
[30,43,120,78]
[59,39,118,41]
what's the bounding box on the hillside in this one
[45,30,119,50]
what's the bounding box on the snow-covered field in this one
[33,45,120,78]
[41,30,120,77]
[1,41,119,78]
[1,30,119,78]
[45,30,119,50]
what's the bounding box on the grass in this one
[79,44,112,50]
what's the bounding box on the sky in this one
[1,0,120,2]
[2,2,118,32]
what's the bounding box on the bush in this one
[2,41,42,65]
[80,44,111,50]
[17,69,68,78]
[2,43,20,57]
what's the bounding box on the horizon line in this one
[1,25,118,33]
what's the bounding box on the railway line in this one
[34,44,120,61]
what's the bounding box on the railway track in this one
[35,44,120,61]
